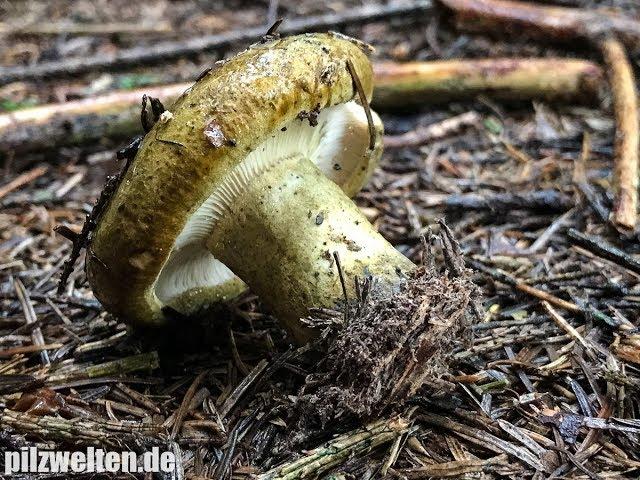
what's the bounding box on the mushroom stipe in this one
[206,153,414,342]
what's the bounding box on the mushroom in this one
[87,33,415,340]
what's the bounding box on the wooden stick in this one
[373,58,604,109]
[567,228,640,275]
[542,301,591,352]
[0,83,188,159]
[0,2,433,85]
[385,111,481,148]
[170,371,207,439]
[0,21,173,37]
[46,352,160,383]
[0,343,64,358]
[599,38,639,231]
[467,258,581,313]
[438,0,640,53]
[400,455,508,478]
[0,409,160,446]
[13,278,50,365]
[0,58,604,160]
[0,165,47,199]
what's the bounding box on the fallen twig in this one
[468,258,580,314]
[419,190,573,212]
[599,37,639,231]
[0,166,47,199]
[219,359,269,418]
[0,343,63,359]
[374,58,603,109]
[0,21,173,37]
[468,258,621,330]
[385,111,481,148]
[567,228,640,275]
[46,352,160,384]
[400,454,509,478]
[0,84,187,160]
[418,412,548,472]
[1,57,605,159]
[0,2,433,85]
[433,0,640,229]
[542,301,592,352]
[573,133,611,223]
[170,371,207,440]
[116,382,161,414]
[12,278,49,365]
[1,409,161,446]
[438,0,640,53]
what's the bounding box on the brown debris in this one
[294,229,478,429]
[0,166,47,199]
[203,119,230,148]
[13,388,68,416]
[296,104,321,127]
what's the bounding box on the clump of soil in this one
[295,224,480,433]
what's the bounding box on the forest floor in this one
[1,0,639,478]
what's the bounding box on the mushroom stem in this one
[206,154,415,342]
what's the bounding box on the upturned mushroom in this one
[87,33,415,341]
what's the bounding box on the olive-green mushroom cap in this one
[87,33,376,326]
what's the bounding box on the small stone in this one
[315,213,324,225]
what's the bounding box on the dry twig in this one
[0,166,47,199]
[258,416,410,479]
[385,111,481,148]
[374,58,603,109]
[2,58,605,158]
[599,37,639,231]
[438,0,640,53]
